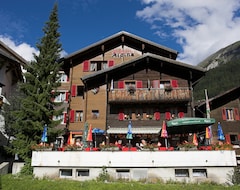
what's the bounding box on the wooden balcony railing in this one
[108,88,191,103]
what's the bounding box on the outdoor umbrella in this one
[41,124,48,144]
[67,131,73,145]
[92,128,105,148]
[126,121,133,145]
[87,124,93,142]
[161,120,168,148]
[205,127,211,145]
[217,122,225,141]
[82,122,88,148]
[193,133,198,146]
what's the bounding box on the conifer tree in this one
[8,3,63,161]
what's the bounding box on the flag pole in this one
[205,89,212,145]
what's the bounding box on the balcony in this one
[108,88,191,103]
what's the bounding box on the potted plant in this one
[31,143,52,151]
[165,85,172,91]
[100,143,119,151]
[178,142,197,151]
[127,85,136,94]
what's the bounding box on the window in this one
[54,91,67,102]
[75,110,83,122]
[77,169,89,177]
[77,86,84,96]
[102,62,108,70]
[175,169,189,177]
[57,72,68,83]
[125,81,136,89]
[60,169,72,178]
[222,108,239,121]
[52,114,65,124]
[90,61,107,71]
[230,134,239,145]
[92,110,99,119]
[116,169,130,180]
[193,169,207,177]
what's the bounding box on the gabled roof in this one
[62,31,178,68]
[81,53,206,90]
[196,86,240,111]
[0,41,28,82]
[0,41,28,65]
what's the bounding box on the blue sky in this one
[1,0,240,65]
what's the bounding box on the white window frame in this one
[192,169,207,177]
[52,113,65,124]
[59,169,72,178]
[175,169,189,177]
[57,72,68,83]
[75,110,83,122]
[54,91,67,102]
[116,169,130,180]
[225,108,234,121]
[76,169,90,177]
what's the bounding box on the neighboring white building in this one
[0,41,27,149]
[31,150,237,184]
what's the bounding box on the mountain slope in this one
[194,41,240,101]
[198,41,240,70]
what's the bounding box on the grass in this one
[1,174,240,190]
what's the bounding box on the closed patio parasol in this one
[41,124,48,144]
[87,124,93,142]
[126,121,133,145]
[193,133,198,146]
[67,131,73,145]
[217,122,225,141]
[161,120,168,148]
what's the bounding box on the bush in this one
[96,166,111,182]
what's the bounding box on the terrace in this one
[108,88,190,103]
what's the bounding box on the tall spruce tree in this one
[8,3,63,161]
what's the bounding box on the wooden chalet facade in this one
[195,86,240,147]
[60,31,206,146]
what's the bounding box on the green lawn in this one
[1,174,240,190]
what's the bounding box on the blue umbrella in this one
[41,124,48,143]
[92,128,105,148]
[217,122,225,141]
[92,128,105,134]
[126,121,133,141]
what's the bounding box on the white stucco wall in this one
[31,150,237,184]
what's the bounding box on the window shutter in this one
[136,81,142,88]
[154,112,160,120]
[225,134,230,144]
[71,85,77,97]
[171,80,178,87]
[118,81,124,89]
[165,112,171,120]
[108,60,114,67]
[152,80,159,88]
[70,110,75,123]
[83,60,89,72]
[222,108,227,120]
[65,92,69,101]
[234,108,239,121]
[178,112,184,118]
[118,110,124,120]
[63,113,67,123]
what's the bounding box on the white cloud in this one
[0,35,67,61]
[137,0,240,65]
[0,35,38,62]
